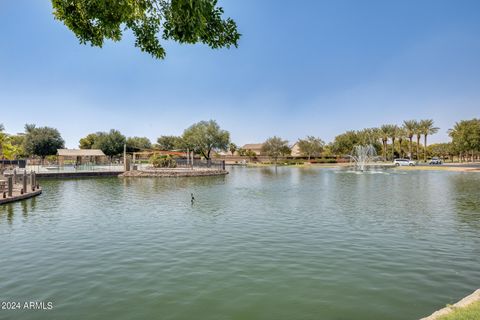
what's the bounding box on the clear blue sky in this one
[1,0,479,148]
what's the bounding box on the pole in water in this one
[191,193,195,204]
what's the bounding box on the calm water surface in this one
[0,167,479,320]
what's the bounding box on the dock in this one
[0,170,42,205]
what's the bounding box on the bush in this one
[150,154,177,168]
[309,158,337,164]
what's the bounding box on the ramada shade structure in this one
[56,149,106,165]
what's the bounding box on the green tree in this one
[182,120,230,160]
[261,136,291,167]
[414,122,422,160]
[9,134,27,158]
[448,119,480,162]
[24,125,65,161]
[397,127,407,158]
[0,133,20,160]
[403,120,418,160]
[297,136,325,160]
[93,129,126,159]
[51,0,240,59]
[79,133,99,149]
[228,142,237,155]
[331,131,360,156]
[156,135,182,150]
[0,125,11,159]
[419,119,439,162]
[126,136,152,152]
[388,125,399,160]
[245,149,257,161]
[380,125,395,161]
[428,143,454,161]
[237,148,246,156]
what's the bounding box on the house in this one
[290,142,302,157]
[57,149,107,165]
[241,143,264,156]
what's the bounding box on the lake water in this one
[1,167,479,320]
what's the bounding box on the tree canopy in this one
[182,120,229,160]
[0,125,18,160]
[51,0,241,59]
[80,130,126,158]
[94,130,127,158]
[228,142,237,155]
[156,135,182,151]
[449,119,480,159]
[79,133,98,149]
[24,125,65,159]
[126,136,152,152]
[297,136,324,159]
[261,136,290,165]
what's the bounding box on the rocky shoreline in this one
[120,168,228,178]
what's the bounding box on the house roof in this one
[57,149,105,157]
[242,143,263,150]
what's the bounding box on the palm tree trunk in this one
[383,141,387,161]
[423,134,428,162]
[399,138,403,158]
[416,135,420,160]
[409,137,413,160]
[391,138,395,160]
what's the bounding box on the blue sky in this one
[1,0,479,148]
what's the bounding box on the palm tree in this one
[379,125,391,161]
[403,120,417,160]
[389,125,399,160]
[397,127,407,158]
[419,119,439,162]
[228,142,237,156]
[414,123,422,160]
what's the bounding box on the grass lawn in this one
[436,301,480,320]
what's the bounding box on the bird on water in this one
[191,193,195,205]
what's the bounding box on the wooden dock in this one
[0,188,42,205]
[0,170,42,205]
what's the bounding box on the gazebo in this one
[57,149,106,166]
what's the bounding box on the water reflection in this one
[451,174,480,230]
[0,196,37,224]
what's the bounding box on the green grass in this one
[437,301,480,320]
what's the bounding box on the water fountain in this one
[347,144,380,172]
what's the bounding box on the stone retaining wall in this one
[120,169,228,178]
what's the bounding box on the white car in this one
[393,158,416,166]
[429,157,443,165]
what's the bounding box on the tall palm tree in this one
[414,122,422,160]
[397,127,407,158]
[379,125,391,161]
[403,120,417,160]
[419,119,439,162]
[389,125,399,160]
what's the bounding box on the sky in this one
[1,0,479,148]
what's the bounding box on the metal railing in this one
[134,158,225,171]
[26,163,124,173]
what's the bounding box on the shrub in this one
[309,158,337,164]
[150,154,177,168]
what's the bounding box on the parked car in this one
[393,158,416,166]
[429,157,443,165]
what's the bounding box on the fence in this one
[134,158,225,171]
[175,159,225,170]
[26,163,124,173]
